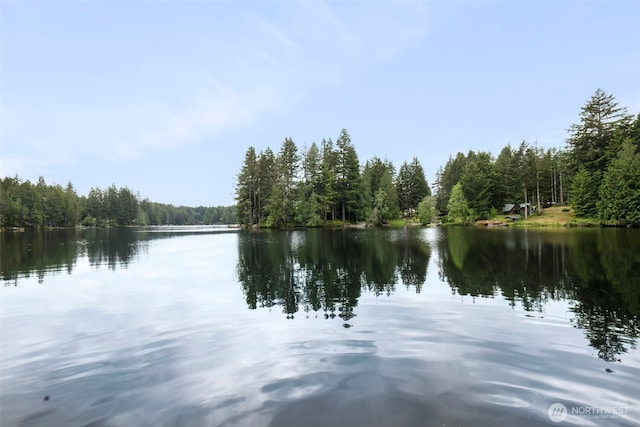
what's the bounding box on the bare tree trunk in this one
[559,173,564,205]
[536,171,542,215]
[256,178,261,224]
[552,167,556,204]
[524,184,528,219]
[252,186,257,225]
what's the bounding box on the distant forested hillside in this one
[0,178,237,228]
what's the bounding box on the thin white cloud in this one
[243,1,430,93]
[1,1,431,180]
[251,15,299,53]
[2,82,281,168]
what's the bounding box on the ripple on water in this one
[264,373,556,427]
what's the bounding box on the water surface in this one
[1,226,638,426]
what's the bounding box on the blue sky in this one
[2,1,639,206]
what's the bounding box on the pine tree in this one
[396,161,411,214]
[319,138,338,221]
[567,88,626,175]
[493,145,520,206]
[296,142,323,225]
[267,138,299,227]
[570,167,598,217]
[362,158,398,225]
[256,148,276,224]
[434,152,467,213]
[335,129,362,222]
[408,157,430,205]
[598,139,640,225]
[460,152,493,218]
[397,157,429,215]
[235,146,259,225]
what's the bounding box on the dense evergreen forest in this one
[236,89,640,227]
[235,129,432,227]
[0,178,237,228]
[436,89,640,225]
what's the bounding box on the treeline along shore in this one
[235,89,640,228]
[0,179,237,229]
[2,89,638,230]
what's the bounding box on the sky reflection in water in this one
[1,227,638,426]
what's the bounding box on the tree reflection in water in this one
[237,226,639,362]
[1,228,154,284]
[236,228,431,321]
[436,227,639,362]
[3,226,637,363]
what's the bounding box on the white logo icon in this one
[548,402,568,422]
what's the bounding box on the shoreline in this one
[2,220,635,232]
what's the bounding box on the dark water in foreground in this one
[1,226,639,426]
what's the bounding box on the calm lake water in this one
[1,226,639,427]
